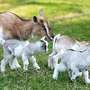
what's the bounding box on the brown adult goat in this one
[0,11,54,44]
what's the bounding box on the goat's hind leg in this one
[8,49,21,70]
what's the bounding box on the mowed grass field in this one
[0,0,90,90]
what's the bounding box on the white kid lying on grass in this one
[1,37,48,72]
[53,44,90,84]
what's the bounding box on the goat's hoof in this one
[85,79,90,84]
[51,67,54,70]
[1,70,5,73]
[70,78,75,81]
[11,65,21,70]
[36,66,40,70]
[53,75,58,80]
[35,67,40,72]
[0,67,5,73]
[34,64,40,70]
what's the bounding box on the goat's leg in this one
[10,57,21,70]
[22,53,29,71]
[53,63,66,80]
[48,51,57,69]
[4,54,13,69]
[52,52,61,69]
[30,56,40,70]
[1,58,8,72]
[52,49,66,68]
[83,70,90,84]
[8,55,16,70]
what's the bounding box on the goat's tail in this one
[53,34,61,50]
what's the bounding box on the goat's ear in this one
[33,16,38,22]
[39,8,44,17]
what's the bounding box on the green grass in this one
[0,0,90,90]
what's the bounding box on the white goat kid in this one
[1,37,48,72]
[53,45,90,84]
[48,34,76,69]
[48,34,89,70]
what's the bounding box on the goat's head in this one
[32,9,54,41]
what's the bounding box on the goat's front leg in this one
[52,52,61,69]
[83,70,90,84]
[53,63,66,80]
[48,51,57,69]
[30,56,40,70]
[1,58,8,72]
[22,53,29,71]
[9,57,21,70]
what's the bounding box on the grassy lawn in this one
[0,0,90,90]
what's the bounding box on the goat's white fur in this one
[48,34,76,69]
[1,37,48,72]
[0,26,5,46]
[48,34,89,69]
[53,46,90,84]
